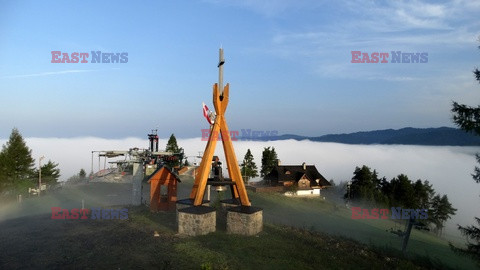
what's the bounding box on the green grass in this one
[246,191,478,270]
[182,175,477,269]
[0,206,444,269]
[0,180,478,269]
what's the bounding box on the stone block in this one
[176,198,210,223]
[227,206,263,236]
[177,206,216,236]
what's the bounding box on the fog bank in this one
[1,137,478,234]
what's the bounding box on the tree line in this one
[240,146,278,183]
[214,137,460,240]
[0,128,60,196]
[344,165,456,235]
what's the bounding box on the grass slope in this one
[0,179,477,269]
[247,192,477,269]
[0,206,435,270]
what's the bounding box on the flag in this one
[202,102,215,125]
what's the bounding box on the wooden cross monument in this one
[189,48,251,207]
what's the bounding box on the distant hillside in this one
[259,127,480,146]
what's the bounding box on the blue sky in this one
[1,0,479,139]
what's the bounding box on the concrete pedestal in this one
[227,206,263,236]
[177,206,216,236]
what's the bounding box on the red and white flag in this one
[202,102,215,125]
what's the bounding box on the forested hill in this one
[262,127,480,146]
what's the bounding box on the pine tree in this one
[79,169,86,179]
[241,149,258,183]
[0,128,35,186]
[165,134,184,168]
[0,151,6,190]
[346,166,436,211]
[413,180,434,209]
[347,165,375,202]
[451,218,480,260]
[450,44,480,262]
[345,166,386,206]
[430,195,457,236]
[166,134,180,153]
[260,147,278,177]
[390,174,416,208]
[35,160,61,185]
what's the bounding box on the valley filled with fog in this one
[4,137,479,237]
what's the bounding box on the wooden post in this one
[402,217,414,254]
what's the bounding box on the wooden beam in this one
[190,83,251,206]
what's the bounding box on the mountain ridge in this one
[251,127,480,146]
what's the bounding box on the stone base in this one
[227,206,263,236]
[177,206,216,236]
[176,198,210,222]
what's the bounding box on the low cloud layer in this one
[1,137,478,234]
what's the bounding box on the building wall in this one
[298,178,310,189]
[285,188,321,197]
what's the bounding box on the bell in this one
[214,185,226,192]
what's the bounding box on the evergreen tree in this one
[430,194,457,236]
[0,152,6,190]
[241,149,258,183]
[0,128,35,186]
[347,165,375,202]
[451,218,480,261]
[389,174,416,208]
[346,166,386,205]
[380,177,393,206]
[413,180,434,209]
[347,166,435,207]
[35,160,61,185]
[345,165,454,234]
[166,134,180,153]
[260,147,278,177]
[165,134,184,168]
[374,175,388,205]
[450,44,480,262]
[79,168,86,179]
